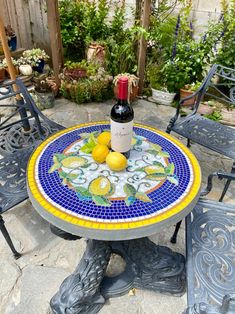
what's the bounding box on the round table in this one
[27,122,201,314]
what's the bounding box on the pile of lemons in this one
[91,131,127,171]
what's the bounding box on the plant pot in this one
[19,64,33,76]
[64,68,87,80]
[180,88,196,106]
[87,43,105,66]
[8,36,17,51]
[0,68,5,81]
[151,88,176,106]
[36,91,55,109]
[33,59,45,73]
[114,84,139,103]
[5,66,19,76]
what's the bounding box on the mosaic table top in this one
[27,122,201,240]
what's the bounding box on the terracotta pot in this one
[114,84,139,103]
[87,43,105,66]
[180,88,196,106]
[64,68,87,80]
[5,66,19,76]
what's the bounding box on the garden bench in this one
[167,64,235,244]
[0,79,64,258]
[184,171,235,314]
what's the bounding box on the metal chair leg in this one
[187,139,191,148]
[0,215,21,259]
[170,220,182,244]
[219,162,235,202]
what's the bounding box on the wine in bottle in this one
[110,77,134,158]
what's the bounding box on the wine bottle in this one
[110,77,134,158]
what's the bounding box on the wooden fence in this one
[0,0,50,54]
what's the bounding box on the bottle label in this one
[110,119,133,153]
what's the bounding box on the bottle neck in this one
[117,98,129,105]
[118,79,128,101]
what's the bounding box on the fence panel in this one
[0,0,50,54]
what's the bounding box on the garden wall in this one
[0,0,222,54]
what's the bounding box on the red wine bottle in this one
[110,77,134,158]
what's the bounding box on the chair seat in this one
[186,198,235,308]
[0,149,30,214]
[0,120,63,214]
[172,114,235,160]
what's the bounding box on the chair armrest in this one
[201,171,235,196]
[168,87,204,130]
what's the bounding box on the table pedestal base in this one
[50,238,185,314]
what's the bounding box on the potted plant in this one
[32,75,56,109]
[60,63,113,104]
[147,63,176,106]
[2,57,19,76]
[87,41,106,66]
[5,25,17,51]
[63,60,88,80]
[20,48,49,73]
[113,73,139,103]
[180,81,202,106]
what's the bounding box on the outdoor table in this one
[27,121,201,314]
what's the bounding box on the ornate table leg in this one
[101,237,186,298]
[51,237,185,314]
[50,240,111,314]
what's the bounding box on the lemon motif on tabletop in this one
[61,156,87,169]
[89,176,112,196]
[75,176,115,206]
[136,162,178,185]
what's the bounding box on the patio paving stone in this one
[0,97,234,314]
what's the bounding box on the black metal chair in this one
[0,78,64,258]
[184,171,235,314]
[166,64,235,243]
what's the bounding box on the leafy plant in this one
[59,0,145,75]
[18,48,49,67]
[146,3,192,92]
[2,57,18,68]
[183,81,202,92]
[59,0,87,60]
[216,0,235,68]
[205,110,222,121]
[106,25,147,75]
[163,9,224,92]
[146,60,167,90]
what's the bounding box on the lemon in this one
[61,156,87,169]
[145,165,165,175]
[92,144,109,163]
[89,176,111,196]
[106,152,127,171]
[97,131,111,148]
